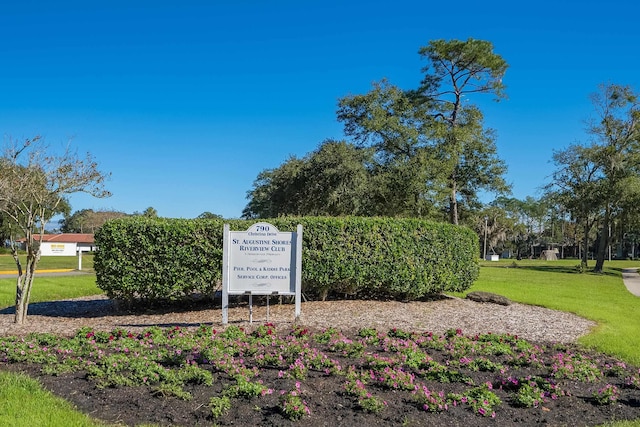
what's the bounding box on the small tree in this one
[547,144,602,268]
[0,137,110,324]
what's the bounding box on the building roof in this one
[34,233,95,244]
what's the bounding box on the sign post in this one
[222,222,302,324]
[77,247,91,270]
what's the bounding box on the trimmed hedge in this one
[94,216,479,303]
[94,218,224,302]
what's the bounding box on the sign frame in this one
[222,222,302,324]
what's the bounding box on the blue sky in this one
[1,0,639,219]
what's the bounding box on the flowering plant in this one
[414,385,448,412]
[279,382,311,420]
[1,323,638,423]
[592,384,620,405]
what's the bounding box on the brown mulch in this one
[0,294,596,343]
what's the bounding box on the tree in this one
[538,193,576,259]
[243,155,307,219]
[337,79,429,160]
[547,144,602,267]
[587,84,640,271]
[295,140,375,216]
[471,205,514,259]
[414,38,509,224]
[337,80,448,218]
[139,207,158,218]
[0,137,110,324]
[618,189,640,258]
[196,211,223,219]
[337,39,510,224]
[243,140,376,218]
[60,208,127,233]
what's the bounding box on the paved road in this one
[622,268,640,297]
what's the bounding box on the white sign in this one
[40,242,76,256]
[222,222,302,324]
[228,223,296,293]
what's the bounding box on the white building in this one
[30,233,96,256]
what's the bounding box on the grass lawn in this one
[0,275,102,309]
[0,371,101,427]
[456,259,640,365]
[0,267,110,426]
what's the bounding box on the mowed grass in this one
[457,259,640,365]
[0,275,102,309]
[0,254,100,309]
[0,371,102,427]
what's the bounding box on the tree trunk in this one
[449,179,458,225]
[581,220,590,269]
[14,281,26,325]
[594,212,611,273]
[13,247,40,325]
[14,271,33,325]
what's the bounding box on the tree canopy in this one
[60,208,127,233]
[246,38,511,222]
[196,211,223,219]
[243,140,375,218]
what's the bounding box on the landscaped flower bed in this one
[0,324,639,426]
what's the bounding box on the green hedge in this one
[94,217,479,303]
[94,218,224,302]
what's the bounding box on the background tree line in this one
[57,208,223,234]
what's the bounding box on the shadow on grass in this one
[483,263,620,277]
